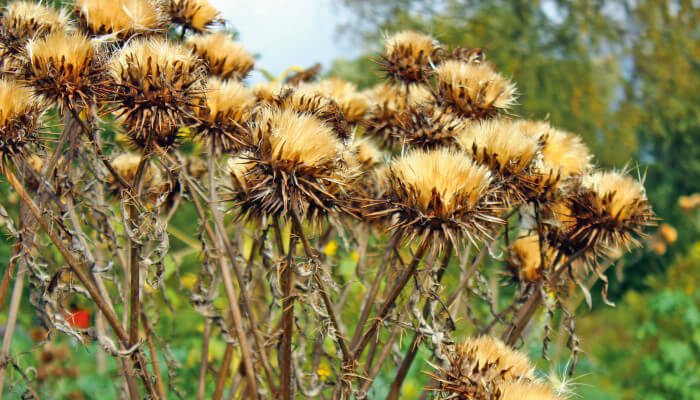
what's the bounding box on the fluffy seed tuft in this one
[168,0,221,33]
[194,77,255,151]
[0,1,69,60]
[379,30,442,84]
[187,32,254,81]
[74,0,168,39]
[0,78,45,156]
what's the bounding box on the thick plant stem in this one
[350,233,400,349]
[213,344,235,400]
[280,225,296,400]
[386,243,453,400]
[352,237,431,360]
[196,320,213,400]
[0,162,157,398]
[0,263,26,399]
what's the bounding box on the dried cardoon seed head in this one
[500,381,563,400]
[284,62,321,86]
[232,108,353,220]
[74,0,168,40]
[457,119,541,205]
[194,77,254,151]
[107,37,205,148]
[565,171,655,252]
[435,60,517,119]
[518,120,592,179]
[508,235,557,282]
[371,148,502,246]
[225,153,252,194]
[0,79,45,156]
[379,30,442,84]
[168,0,221,33]
[313,78,369,124]
[251,80,284,105]
[351,137,383,169]
[276,86,350,142]
[363,83,432,148]
[24,30,102,112]
[187,32,254,80]
[396,102,465,149]
[430,336,536,399]
[108,152,167,203]
[444,46,485,64]
[0,2,69,59]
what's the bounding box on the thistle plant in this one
[0,4,657,400]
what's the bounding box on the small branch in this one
[352,236,431,360]
[280,224,296,400]
[196,320,213,400]
[212,344,235,400]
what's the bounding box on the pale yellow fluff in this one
[457,119,540,173]
[435,60,517,109]
[581,171,647,222]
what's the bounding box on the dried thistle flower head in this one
[74,0,168,40]
[508,235,556,282]
[363,82,432,148]
[108,152,167,204]
[435,60,517,119]
[313,78,369,124]
[430,336,536,399]
[107,37,205,148]
[396,102,465,149]
[284,62,321,86]
[550,171,654,259]
[371,148,501,246]
[0,1,69,59]
[24,30,102,112]
[276,86,350,142]
[225,153,252,194]
[251,80,284,105]
[232,108,353,220]
[0,78,45,156]
[168,0,221,33]
[379,30,442,84]
[444,46,485,64]
[500,381,563,400]
[187,32,254,80]
[351,137,383,169]
[518,120,592,179]
[457,119,541,205]
[195,77,254,151]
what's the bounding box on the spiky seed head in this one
[508,235,557,282]
[0,2,69,60]
[429,336,536,399]
[0,78,45,156]
[457,119,541,206]
[284,62,321,86]
[363,83,432,148]
[226,153,252,194]
[251,80,284,105]
[24,30,102,112]
[371,148,502,246]
[379,30,442,84]
[74,0,168,39]
[396,102,465,149]
[187,32,254,81]
[108,152,154,189]
[444,46,485,64]
[232,108,353,220]
[435,60,517,119]
[275,86,350,142]
[107,37,205,148]
[194,77,254,151]
[500,381,563,400]
[351,137,383,169]
[313,78,369,123]
[518,120,592,179]
[168,0,221,33]
[549,171,655,258]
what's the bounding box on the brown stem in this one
[141,312,167,400]
[386,243,453,400]
[0,263,27,400]
[360,309,407,394]
[213,344,235,400]
[0,242,21,311]
[352,237,431,360]
[280,221,296,400]
[350,233,400,349]
[196,320,213,400]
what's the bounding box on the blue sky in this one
[209,0,362,83]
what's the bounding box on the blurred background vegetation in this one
[0,0,698,398]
